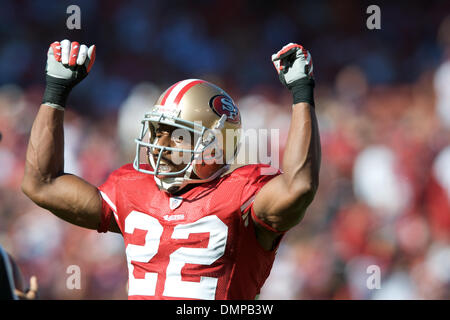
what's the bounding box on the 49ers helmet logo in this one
[209,95,241,124]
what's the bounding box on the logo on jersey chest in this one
[169,196,183,210]
[163,214,185,221]
[161,196,184,221]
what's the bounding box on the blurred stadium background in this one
[0,0,449,299]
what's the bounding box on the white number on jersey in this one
[124,211,228,299]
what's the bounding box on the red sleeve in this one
[239,164,281,212]
[238,164,283,234]
[96,197,113,233]
[249,204,286,234]
[96,170,120,233]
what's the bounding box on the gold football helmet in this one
[133,79,242,192]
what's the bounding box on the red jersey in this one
[98,163,281,300]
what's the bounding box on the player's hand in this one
[272,43,313,87]
[42,39,96,109]
[272,43,315,105]
[14,276,38,300]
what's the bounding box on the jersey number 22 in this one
[125,211,228,300]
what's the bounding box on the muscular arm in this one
[252,102,320,245]
[22,40,118,233]
[22,105,119,233]
[252,44,321,249]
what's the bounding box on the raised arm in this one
[252,43,321,249]
[21,39,119,233]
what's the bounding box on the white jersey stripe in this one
[99,190,119,222]
[240,195,256,215]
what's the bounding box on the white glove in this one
[272,43,314,88]
[271,43,315,105]
[46,39,95,78]
[43,39,96,108]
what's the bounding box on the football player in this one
[22,40,320,299]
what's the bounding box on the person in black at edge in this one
[0,131,38,300]
[0,246,18,300]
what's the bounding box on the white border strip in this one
[241,195,256,218]
[99,190,119,222]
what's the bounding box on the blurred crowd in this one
[0,0,449,299]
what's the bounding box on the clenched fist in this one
[272,43,315,106]
[42,39,96,109]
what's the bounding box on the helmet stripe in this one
[161,79,204,108]
[160,81,181,106]
[173,79,205,106]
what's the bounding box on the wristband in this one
[42,75,73,108]
[285,77,315,106]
